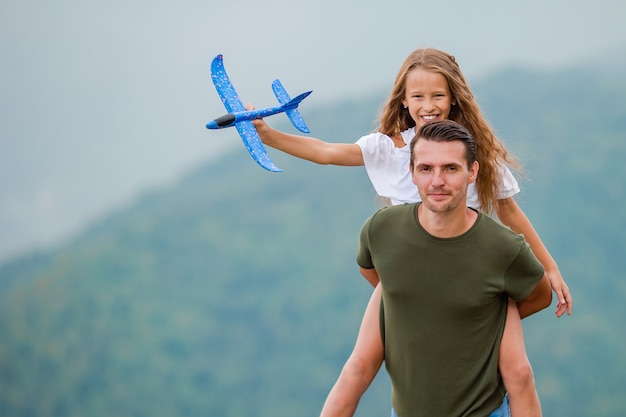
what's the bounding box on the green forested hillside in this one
[1,66,625,417]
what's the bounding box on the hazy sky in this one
[1,0,625,263]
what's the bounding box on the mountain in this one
[1,67,625,417]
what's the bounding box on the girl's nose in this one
[423,98,436,111]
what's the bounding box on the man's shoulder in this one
[364,203,417,230]
[478,211,516,232]
[476,211,527,244]
[372,202,417,219]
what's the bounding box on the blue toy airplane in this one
[206,54,312,172]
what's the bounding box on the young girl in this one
[250,48,572,416]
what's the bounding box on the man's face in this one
[410,139,478,214]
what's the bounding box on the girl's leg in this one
[499,298,542,417]
[320,285,384,417]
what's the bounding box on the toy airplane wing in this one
[234,121,283,172]
[211,54,246,113]
[210,54,282,172]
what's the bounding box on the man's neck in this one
[417,204,478,238]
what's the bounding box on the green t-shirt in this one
[357,203,545,417]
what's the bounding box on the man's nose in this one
[432,170,445,186]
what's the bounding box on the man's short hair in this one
[410,120,477,168]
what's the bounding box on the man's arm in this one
[516,273,552,319]
[496,197,572,317]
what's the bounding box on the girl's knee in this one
[501,357,535,391]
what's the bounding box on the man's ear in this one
[409,162,418,186]
[468,161,479,184]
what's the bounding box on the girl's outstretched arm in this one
[248,106,364,166]
[320,283,384,417]
[495,197,572,317]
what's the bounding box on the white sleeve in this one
[497,165,520,199]
[356,133,420,205]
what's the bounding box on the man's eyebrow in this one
[414,161,463,169]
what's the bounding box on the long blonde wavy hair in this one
[378,48,518,213]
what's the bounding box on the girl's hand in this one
[246,103,272,143]
[546,268,572,317]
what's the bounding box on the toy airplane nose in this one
[206,114,236,129]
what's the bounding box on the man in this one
[322,120,552,417]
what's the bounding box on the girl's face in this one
[402,69,453,130]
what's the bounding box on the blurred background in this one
[2,0,625,263]
[1,1,625,416]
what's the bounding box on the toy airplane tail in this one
[272,80,311,133]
